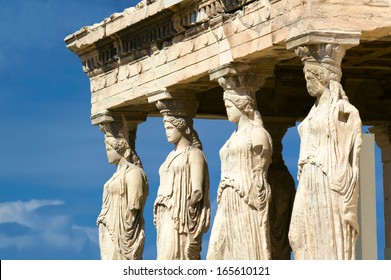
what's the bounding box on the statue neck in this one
[237,114,252,131]
[116,157,128,171]
[174,137,192,151]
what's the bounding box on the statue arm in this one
[251,127,272,159]
[247,127,272,210]
[339,102,362,176]
[125,168,146,210]
[339,101,362,187]
[189,149,205,207]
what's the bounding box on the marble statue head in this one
[99,121,142,166]
[223,91,255,116]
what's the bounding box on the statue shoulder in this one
[189,147,207,163]
[250,125,272,151]
[125,164,147,180]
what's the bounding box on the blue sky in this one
[0,0,385,260]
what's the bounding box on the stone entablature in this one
[66,0,261,75]
[65,0,391,119]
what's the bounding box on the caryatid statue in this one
[288,43,362,260]
[154,99,210,260]
[97,120,149,260]
[207,67,273,260]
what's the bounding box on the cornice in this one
[65,0,265,76]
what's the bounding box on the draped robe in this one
[207,124,272,260]
[154,146,210,260]
[97,163,148,260]
[289,94,362,260]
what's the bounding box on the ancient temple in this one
[65,0,391,260]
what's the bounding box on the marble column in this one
[91,111,149,260]
[148,94,211,260]
[286,31,363,259]
[207,63,273,259]
[263,118,296,260]
[370,123,391,260]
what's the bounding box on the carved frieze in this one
[122,20,176,53]
[78,0,272,75]
[221,0,271,14]
[221,0,252,12]
[177,0,224,28]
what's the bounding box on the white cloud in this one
[0,199,98,258]
[0,235,35,250]
[72,225,99,245]
[0,199,64,228]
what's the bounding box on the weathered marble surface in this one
[289,44,362,260]
[97,122,148,260]
[154,107,210,260]
[207,91,272,260]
